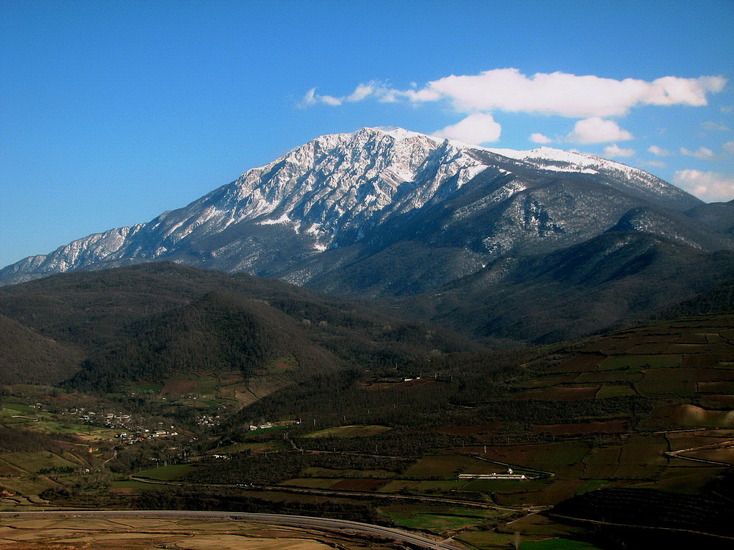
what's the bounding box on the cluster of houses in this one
[66,407,180,444]
[197,414,220,428]
[117,428,179,444]
[69,407,134,429]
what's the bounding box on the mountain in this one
[2,127,732,342]
[0,127,705,286]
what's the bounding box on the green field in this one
[379,479,467,493]
[599,354,682,371]
[304,425,391,438]
[301,466,396,479]
[379,504,498,534]
[0,451,78,474]
[403,454,477,479]
[108,479,162,492]
[135,463,196,481]
[279,477,338,489]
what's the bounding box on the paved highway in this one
[0,509,462,550]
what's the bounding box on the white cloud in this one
[645,160,666,168]
[603,144,636,158]
[722,141,734,154]
[530,133,552,144]
[701,121,730,132]
[681,146,715,159]
[300,88,317,107]
[648,145,671,157]
[673,170,734,202]
[320,95,343,106]
[299,81,393,107]
[566,118,633,144]
[432,113,502,144]
[304,69,727,119]
[347,83,377,102]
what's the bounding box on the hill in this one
[0,313,83,384]
[0,262,475,390]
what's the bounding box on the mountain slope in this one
[0,313,83,384]
[392,231,734,344]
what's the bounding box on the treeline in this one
[0,262,475,393]
[185,452,308,485]
[184,444,434,486]
[305,452,413,473]
[67,291,311,392]
[0,314,83,385]
[652,278,734,320]
[228,349,531,431]
[294,432,476,458]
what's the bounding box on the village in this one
[62,407,180,444]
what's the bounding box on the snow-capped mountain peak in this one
[0,127,706,287]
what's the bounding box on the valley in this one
[1,299,732,548]
[3,0,733,546]
[0,129,732,548]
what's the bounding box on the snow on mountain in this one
[486,145,682,200]
[0,127,707,287]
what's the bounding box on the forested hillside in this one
[0,262,475,390]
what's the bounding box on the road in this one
[664,439,734,467]
[0,509,461,550]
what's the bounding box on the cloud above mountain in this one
[566,118,634,144]
[603,144,636,158]
[305,69,725,117]
[432,113,502,144]
[403,69,726,117]
[302,68,726,147]
[673,170,734,202]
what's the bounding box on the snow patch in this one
[258,213,292,225]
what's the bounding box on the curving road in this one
[0,509,462,550]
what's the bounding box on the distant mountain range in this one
[2,127,733,343]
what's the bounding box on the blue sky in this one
[1,0,733,269]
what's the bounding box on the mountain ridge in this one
[0,127,705,287]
